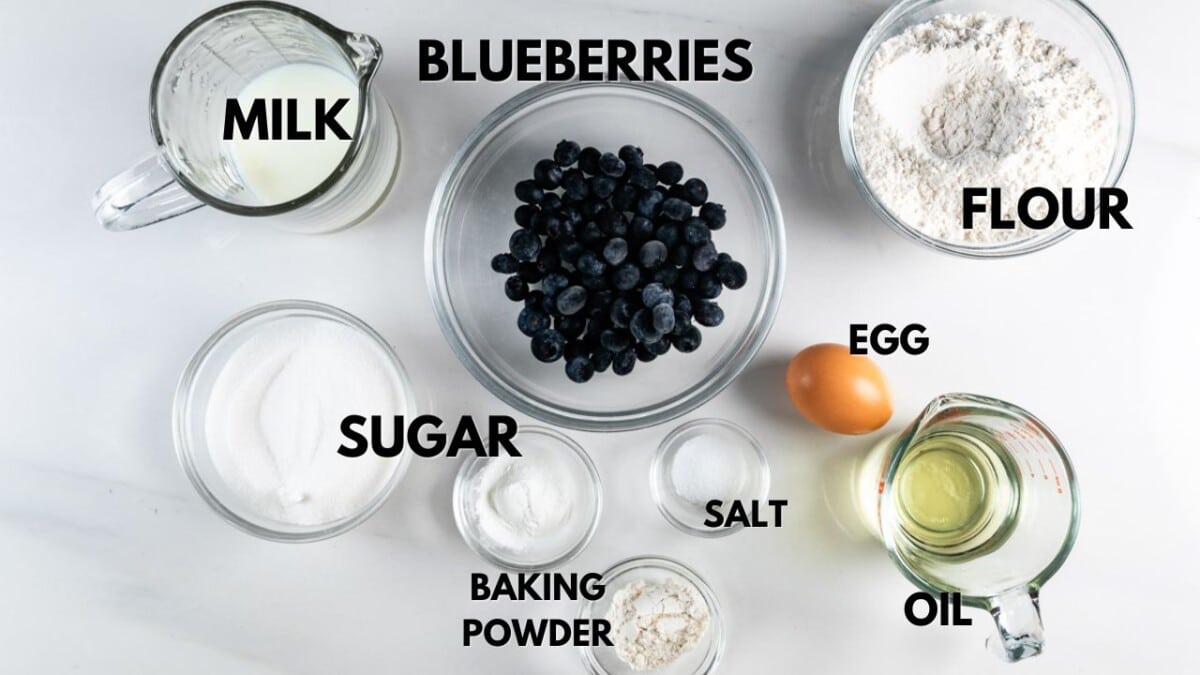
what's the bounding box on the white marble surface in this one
[2,0,1198,672]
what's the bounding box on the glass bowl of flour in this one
[580,556,724,674]
[453,426,602,571]
[174,300,414,542]
[839,0,1134,257]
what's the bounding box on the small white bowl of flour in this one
[840,0,1134,257]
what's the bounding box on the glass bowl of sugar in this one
[650,418,770,538]
[173,300,414,542]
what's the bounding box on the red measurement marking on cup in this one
[1037,458,1049,480]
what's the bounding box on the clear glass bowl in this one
[838,0,1135,258]
[426,80,785,431]
[173,300,414,542]
[452,426,602,571]
[651,418,770,538]
[579,556,725,675]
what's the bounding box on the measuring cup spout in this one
[985,588,1045,662]
[342,32,383,83]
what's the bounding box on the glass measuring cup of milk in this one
[855,394,1080,662]
[93,1,400,233]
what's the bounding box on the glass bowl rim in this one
[650,417,772,538]
[172,298,415,542]
[451,425,604,572]
[577,554,726,675]
[836,0,1136,259]
[425,79,786,431]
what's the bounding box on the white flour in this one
[605,578,710,671]
[852,13,1115,245]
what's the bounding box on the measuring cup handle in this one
[985,589,1044,662]
[92,152,203,231]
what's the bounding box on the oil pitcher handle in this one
[986,588,1044,662]
[92,152,203,231]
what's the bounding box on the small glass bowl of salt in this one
[650,419,770,538]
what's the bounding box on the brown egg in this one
[786,343,892,434]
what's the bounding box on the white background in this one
[2,0,1198,672]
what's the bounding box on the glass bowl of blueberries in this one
[426,80,785,432]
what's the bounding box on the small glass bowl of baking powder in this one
[651,418,771,538]
[453,426,603,571]
[838,0,1134,258]
[579,556,725,675]
[173,300,415,542]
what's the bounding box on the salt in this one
[669,435,748,505]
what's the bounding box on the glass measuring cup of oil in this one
[93,1,400,233]
[856,393,1079,662]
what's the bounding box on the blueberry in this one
[535,248,560,275]
[558,240,584,266]
[635,343,658,362]
[579,274,608,291]
[514,204,539,228]
[692,241,718,271]
[590,349,614,373]
[589,176,617,199]
[603,238,629,265]
[638,240,668,269]
[599,152,626,178]
[610,295,636,327]
[509,229,541,261]
[653,224,681,248]
[600,328,631,352]
[717,252,732,264]
[491,253,519,274]
[683,218,710,246]
[656,161,684,185]
[577,250,607,276]
[561,206,583,231]
[533,158,562,189]
[542,272,569,298]
[651,267,679,287]
[578,146,601,175]
[579,222,605,247]
[630,308,662,344]
[628,167,657,190]
[518,307,551,337]
[534,210,562,238]
[612,263,641,291]
[670,243,691,267]
[641,282,674,308]
[716,260,747,289]
[647,338,671,356]
[681,178,708,206]
[666,184,686,200]
[514,179,543,204]
[678,268,700,291]
[531,330,566,362]
[611,183,638,211]
[635,189,664,217]
[700,202,726,229]
[564,340,587,361]
[672,325,702,352]
[618,145,644,169]
[695,273,723,299]
[555,314,586,339]
[565,355,595,383]
[587,289,615,313]
[630,215,655,239]
[694,300,725,327]
[652,303,676,333]
[561,170,588,200]
[674,295,692,315]
[580,199,605,218]
[554,140,581,166]
[517,262,543,283]
[540,192,562,212]
[612,347,637,375]
[525,290,546,309]
[660,197,691,221]
[642,163,657,174]
[556,285,588,315]
[504,276,528,301]
[597,209,625,237]
[671,309,692,336]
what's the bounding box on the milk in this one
[226,63,359,205]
